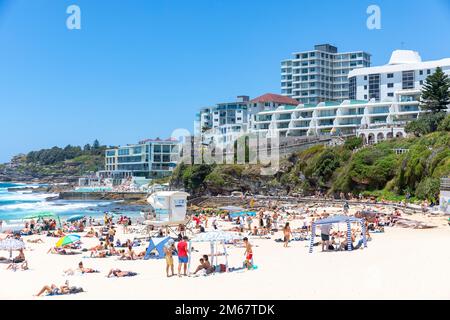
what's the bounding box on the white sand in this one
[1,209,449,300]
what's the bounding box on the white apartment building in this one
[349,50,450,102]
[198,93,298,146]
[253,91,422,138]
[254,50,450,139]
[281,44,371,104]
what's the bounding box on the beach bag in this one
[219,264,226,272]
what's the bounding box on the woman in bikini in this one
[283,222,293,248]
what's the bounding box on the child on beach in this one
[163,240,175,277]
[243,237,253,269]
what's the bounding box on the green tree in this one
[420,67,450,113]
[438,114,450,131]
[83,144,91,152]
[405,112,446,137]
[92,139,100,149]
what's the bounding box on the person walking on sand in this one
[243,237,253,269]
[177,236,189,277]
[164,240,175,277]
[283,222,293,248]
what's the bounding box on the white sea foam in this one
[0,201,96,212]
[0,192,58,202]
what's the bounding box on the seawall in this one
[59,191,147,201]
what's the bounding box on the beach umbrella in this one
[55,235,81,248]
[23,212,54,220]
[66,214,84,222]
[0,238,26,260]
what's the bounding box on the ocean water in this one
[0,183,145,230]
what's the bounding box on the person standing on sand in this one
[177,236,189,277]
[320,223,332,252]
[246,215,253,231]
[164,240,175,277]
[283,222,293,248]
[243,237,253,269]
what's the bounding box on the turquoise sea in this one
[0,182,145,230]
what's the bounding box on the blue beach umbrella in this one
[66,215,85,223]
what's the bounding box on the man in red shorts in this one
[243,237,253,269]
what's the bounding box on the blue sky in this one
[1,0,450,162]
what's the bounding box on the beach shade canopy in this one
[23,212,55,220]
[0,238,26,251]
[56,234,81,248]
[188,231,243,274]
[309,215,367,253]
[229,211,257,218]
[144,236,171,260]
[66,215,85,222]
[218,206,245,212]
[190,231,243,243]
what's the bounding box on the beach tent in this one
[309,215,367,253]
[187,231,243,273]
[144,236,171,260]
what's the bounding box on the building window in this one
[419,70,423,75]
[118,149,130,156]
[387,73,394,78]
[387,93,394,97]
[387,83,394,88]
[368,74,381,100]
[420,80,423,85]
[364,76,368,81]
[364,85,367,90]
[427,69,431,75]
[402,70,415,89]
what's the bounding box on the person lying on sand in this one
[64,261,99,275]
[6,260,28,271]
[35,281,84,296]
[27,238,44,244]
[107,268,137,278]
[90,250,107,258]
[12,249,26,263]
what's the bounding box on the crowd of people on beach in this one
[2,193,433,298]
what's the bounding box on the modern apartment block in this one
[253,93,421,138]
[281,44,371,104]
[197,93,299,145]
[197,95,250,145]
[254,49,450,140]
[101,138,180,179]
[348,50,450,102]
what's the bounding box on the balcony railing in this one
[441,178,450,191]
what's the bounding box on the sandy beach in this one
[1,205,449,300]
